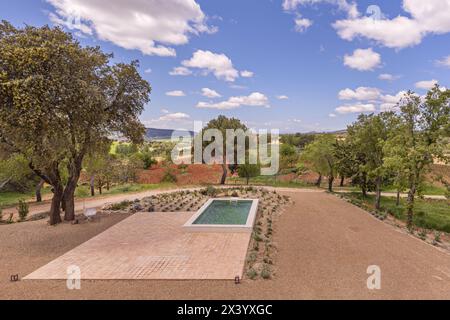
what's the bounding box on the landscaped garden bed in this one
[335,192,450,252]
[102,186,294,280]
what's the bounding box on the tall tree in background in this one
[302,135,337,192]
[0,22,151,225]
[384,87,449,230]
[200,116,248,185]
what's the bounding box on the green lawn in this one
[341,192,450,233]
[227,175,311,189]
[0,183,176,209]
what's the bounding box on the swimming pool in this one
[183,198,259,233]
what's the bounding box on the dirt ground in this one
[1,189,450,300]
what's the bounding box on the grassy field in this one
[341,192,450,233]
[0,183,176,209]
[227,175,312,188]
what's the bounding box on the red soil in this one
[137,164,223,185]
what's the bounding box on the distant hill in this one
[145,128,194,141]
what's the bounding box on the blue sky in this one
[1,0,449,132]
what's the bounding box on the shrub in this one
[204,185,217,197]
[17,200,29,221]
[247,268,258,280]
[434,232,442,243]
[161,169,177,183]
[261,264,271,279]
[110,200,133,211]
[6,213,14,224]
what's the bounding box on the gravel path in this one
[1,189,449,300]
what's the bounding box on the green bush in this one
[109,200,132,211]
[261,264,271,279]
[161,169,177,183]
[247,268,258,280]
[17,200,29,221]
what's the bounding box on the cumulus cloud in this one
[196,92,270,110]
[336,103,376,114]
[295,18,313,32]
[344,48,381,71]
[333,0,450,49]
[338,87,381,101]
[436,55,450,68]
[415,80,438,90]
[169,67,193,76]
[277,95,289,100]
[181,50,240,82]
[159,112,191,121]
[240,70,254,78]
[201,88,221,98]
[46,0,216,57]
[379,73,401,81]
[166,90,186,97]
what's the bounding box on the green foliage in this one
[247,268,258,280]
[161,168,177,183]
[280,133,316,150]
[109,200,133,211]
[280,144,299,169]
[0,22,151,225]
[261,264,272,279]
[17,199,29,221]
[237,164,261,185]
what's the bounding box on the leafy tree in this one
[346,113,397,210]
[237,164,261,185]
[384,87,449,229]
[334,139,355,187]
[280,144,299,170]
[200,116,248,185]
[302,135,338,191]
[0,22,151,225]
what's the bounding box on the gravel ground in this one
[1,190,450,300]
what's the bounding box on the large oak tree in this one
[0,22,151,225]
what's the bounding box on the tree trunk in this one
[340,176,345,187]
[328,175,334,192]
[246,177,250,185]
[90,175,95,197]
[406,185,416,231]
[220,163,227,185]
[316,174,322,187]
[375,176,382,211]
[106,180,110,191]
[49,185,63,226]
[361,173,368,198]
[63,183,77,222]
[36,179,45,203]
[396,190,401,206]
[98,184,102,195]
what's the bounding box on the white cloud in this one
[240,70,254,78]
[336,103,376,114]
[46,0,216,57]
[436,55,450,68]
[161,109,170,114]
[379,73,401,81]
[169,67,192,76]
[333,0,450,49]
[166,90,186,97]
[283,0,359,18]
[277,95,289,100]
[201,88,221,98]
[292,119,302,123]
[338,87,381,101]
[181,50,240,82]
[197,92,270,110]
[144,68,152,74]
[329,113,337,118]
[379,91,407,111]
[415,79,438,90]
[295,18,313,32]
[344,48,381,71]
[159,112,190,121]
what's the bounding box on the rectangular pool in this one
[183,198,259,233]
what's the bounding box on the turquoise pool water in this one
[193,200,253,225]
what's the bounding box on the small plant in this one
[161,168,177,183]
[231,191,239,197]
[261,264,271,279]
[205,185,218,197]
[418,229,427,241]
[17,200,29,221]
[6,213,14,224]
[434,232,442,244]
[110,200,133,211]
[247,268,258,280]
[247,252,257,264]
